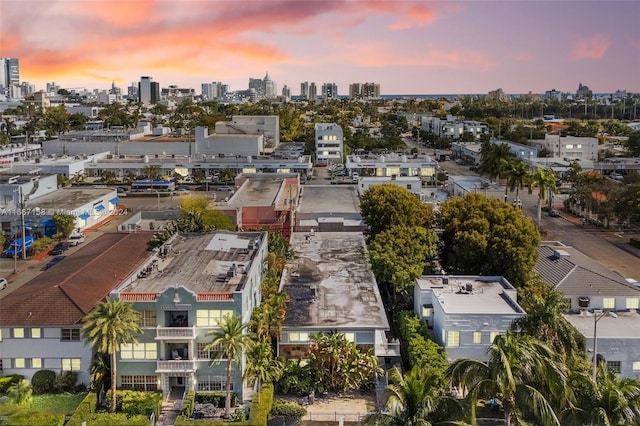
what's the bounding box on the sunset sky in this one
[1,0,639,96]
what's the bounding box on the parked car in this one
[49,241,70,255]
[217,186,233,192]
[609,173,624,181]
[549,209,561,217]
[0,277,7,290]
[43,255,66,270]
[67,233,85,246]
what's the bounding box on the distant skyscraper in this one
[282,85,291,99]
[127,82,138,100]
[138,76,159,106]
[248,72,277,100]
[0,58,19,98]
[300,81,309,100]
[576,83,592,99]
[349,82,380,99]
[321,83,338,100]
[309,83,318,102]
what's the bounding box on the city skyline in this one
[1,0,639,95]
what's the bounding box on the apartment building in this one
[315,123,343,166]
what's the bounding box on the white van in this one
[68,233,86,246]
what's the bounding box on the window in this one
[632,361,640,371]
[14,358,25,368]
[0,328,2,341]
[120,343,158,360]
[121,375,158,391]
[289,332,309,342]
[490,332,500,343]
[61,328,81,341]
[197,375,232,392]
[32,358,42,368]
[196,310,234,327]
[197,342,222,359]
[421,307,432,317]
[31,328,41,339]
[603,298,615,309]
[606,361,621,374]
[626,298,639,309]
[13,328,24,338]
[62,358,81,371]
[344,333,355,343]
[137,310,157,327]
[447,331,460,347]
[473,332,482,344]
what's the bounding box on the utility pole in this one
[19,186,26,259]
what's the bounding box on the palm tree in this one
[8,379,33,407]
[528,167,557,226]
[89,352,111,408]
[448,331,570,426]
[204,314,253,418]
[82,298,142,412]
[584,364,640,425]
[141,165,162,187]
[243,339,283,401]
[365,366,463,425]
[506,160,531,207]
[479,142,514,186]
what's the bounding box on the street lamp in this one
[152,189,160,209]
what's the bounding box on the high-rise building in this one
[138,76,159,106]
[202,82,229,100]
[308,82,317,102]
[0,58,19,98]
[300,81,309,100]
[248,72,277,100]
[349,82,380,99]
[282,85,291,99]
[321,83,338,101]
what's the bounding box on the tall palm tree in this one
[479,142,514,186]
[82,298,142,412]
[204,314,253,418]
[506,160,531,206]
[528,167,557,226]
[243,339,283,401]
[585,364,640,425]
[365,366,463,425]
[448,331,570,426]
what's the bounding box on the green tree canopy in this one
[439,193,540,287]
[626,130,640,157]
[53,213,77,239]
[176,194,234,232]
[368,225,437,306]
[360,185,433,238]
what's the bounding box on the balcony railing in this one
[156,360,196,373]
[155,326,196,339]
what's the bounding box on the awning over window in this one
[79,212,90,220]
[41,218,55,227]
[95,205,106,212]
[109,197,121,204]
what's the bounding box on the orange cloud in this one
[571,34,612,59]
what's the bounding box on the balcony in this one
[156,360,196,373]
[155,326,196,340]
[374,329,401,358]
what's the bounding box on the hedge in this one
[196,391,238,408]
[70,412,150,425]
[65,392,98,426]
[175,383,274,426]
[270,399,307,418]
[3,411,65,426]
[181,390,196,417]
[631,237,640,249]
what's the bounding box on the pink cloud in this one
[571,34,612,60]
[512,53,534,62]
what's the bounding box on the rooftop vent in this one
[553,249,570,260]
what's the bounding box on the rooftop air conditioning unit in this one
[578,297,590,308]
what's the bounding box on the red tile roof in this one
[0,233,152,326]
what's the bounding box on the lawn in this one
[0,393,87,416]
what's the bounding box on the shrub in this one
[631,237,640,249]
[65,392,97,426]
[53,371,78,393]
[230,407,246,421]
[74,412,150,425]
[195,391,238,408]
[31,370,57,394]
[0,375,25,392]
[120,390,162,417]
[180,390,196,417]
[30,236,53,255]
[4,411,65,426]
[270,399,307,418]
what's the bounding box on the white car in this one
[68,233,86,246]
[0,277,8,290]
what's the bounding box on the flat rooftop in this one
[118,231,265,295]
[298,186,360,214]
[564,310,640,339]
[416,276,525,315]
[448,175,501,192]
[282,232,389,329]
[25,187,115,211]
[229,175,294,208]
